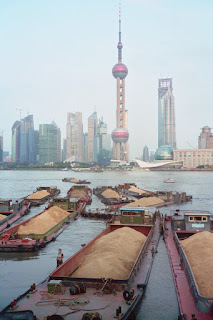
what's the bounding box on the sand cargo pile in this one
[101,188,121,199]
[18,206,70,236]
[27,190,50,200]
[72,227,146,280]
[126,196,165,207]
[0,214,6,221]
[181,231,213,297]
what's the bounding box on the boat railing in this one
[128,223,155,286]
[174,232,213,313]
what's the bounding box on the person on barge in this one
[56,248,64,267]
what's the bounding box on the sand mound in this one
[125,197,164,207]
[0,214,6,221]
[72,227,146,280]
[71,178,79,183]
[18,206,70,235]
[128,186,149,195]
[101,189,121,199]
[181,231,213,297]
[28,190,50,200]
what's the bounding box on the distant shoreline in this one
[1,167,213,172]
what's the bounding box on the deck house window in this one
[189,216,194,221]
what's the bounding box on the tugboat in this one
[164,178,176,183]
[0,207,161,319]
[164,209,213,319]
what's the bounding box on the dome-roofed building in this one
[155,145,174,160]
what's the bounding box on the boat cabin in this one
[171,209,212,232]
[51,198,81,212]
[0,199,26,215]
[118,206,154,225]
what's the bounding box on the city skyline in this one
[1,0,213,157]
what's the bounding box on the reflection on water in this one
[0,170,213,318]
[0,251,39,261]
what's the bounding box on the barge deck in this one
[164,217,213,319]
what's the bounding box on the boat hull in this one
[0,218,161,319]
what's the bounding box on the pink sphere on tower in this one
[111,127,129,144]
[112,63,128,79]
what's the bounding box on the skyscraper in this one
[20,115,35,164]
[94,121,111,165]
[66,112,83,162]
[38,123,58,164]
[34,130,39,163]
[142,145,149,162]
[62,138,67,162]
[111,8,129,162]
[11,120,21,163]
[158,78,176,148]
[51,121,62,162]
[198,126,213,149]
[88,112,97,162]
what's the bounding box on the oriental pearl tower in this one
[111,6,129,162]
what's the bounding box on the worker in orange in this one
[56,248,64,267]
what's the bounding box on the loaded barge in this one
[164,210,213,319]
[0,207,161,319]
[0,198,30,232]
[24,186,60,206]
[67,185,92,205]
[0,201,85,252]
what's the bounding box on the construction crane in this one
[186,142,195,149]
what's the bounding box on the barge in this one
[62,178,91,184]
[67,185,92,204]
[164,210,213,319]
[24,186,60,206]
[36,186,60,197]
[0,198,30,232]
[0,202,84,252]
[0,207,161,319]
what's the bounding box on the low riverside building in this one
[173,149,213,168]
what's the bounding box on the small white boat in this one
[164,178,176,183]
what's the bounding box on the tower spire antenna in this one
[118,0,122,62]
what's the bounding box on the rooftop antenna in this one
[16,108,22,120]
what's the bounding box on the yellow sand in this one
[101,189,121,199]
[72,227,146,280]
[125,197,164,207]
[181,231,213,297]
[0,214,6,221]
[69,189,87,198]
[27,190,50,200]
[128,186,149,195]
[17,206,70,235]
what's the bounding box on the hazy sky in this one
[1,0,213,158]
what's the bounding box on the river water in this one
[0,169,212,319]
